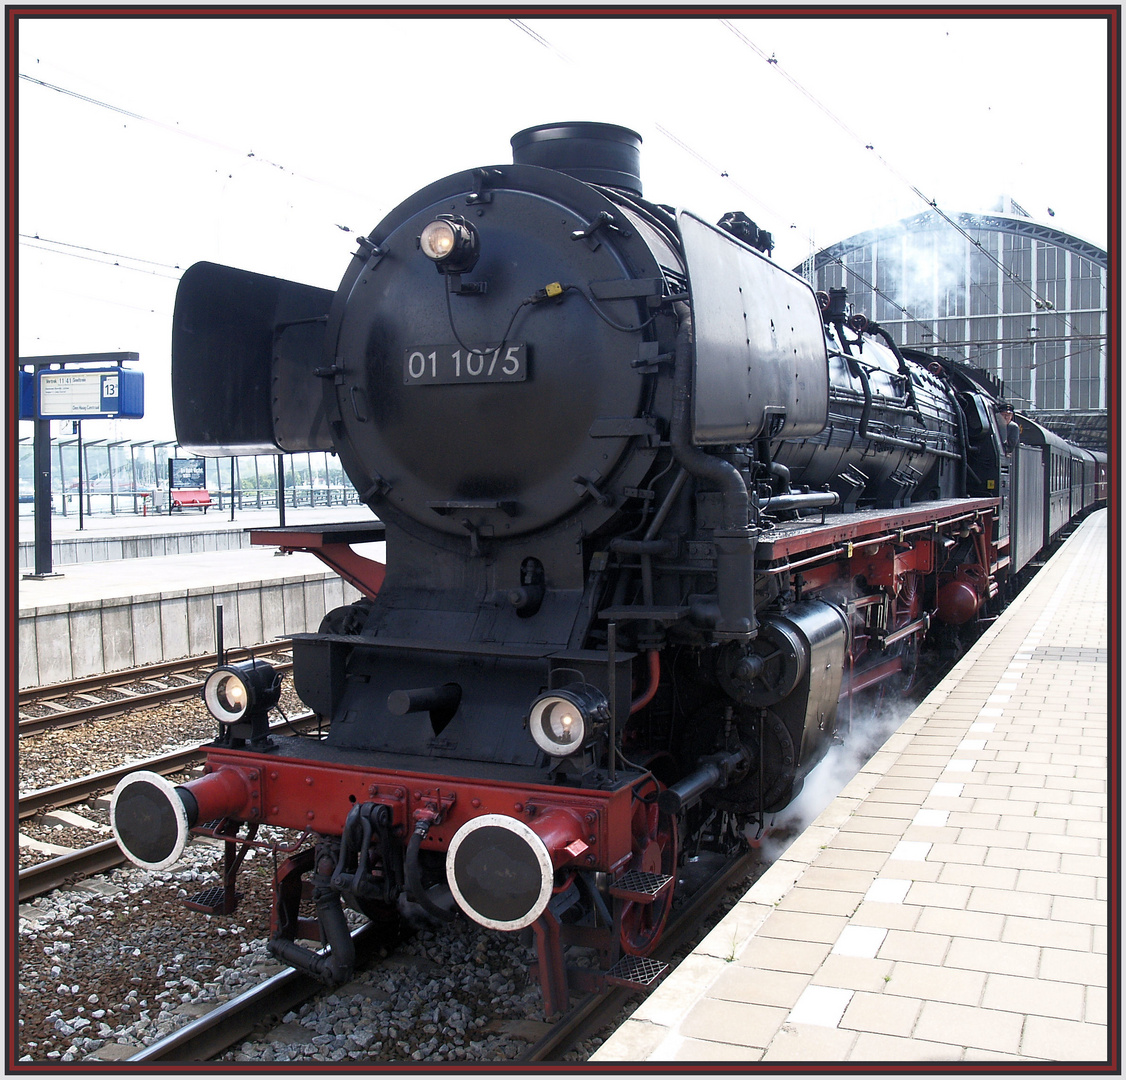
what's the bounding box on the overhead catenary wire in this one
[21,22,1102,405]
[19,233,184,275]
[717,20,1087,343]
[504,19,962,352]
[19,72,376,209]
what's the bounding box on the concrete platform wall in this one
[19,572,361,688]
[18,528,252,571]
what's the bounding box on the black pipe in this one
[756,436,792,498]
[758,491,841,514]
[851,359,928,455]
[769,460,791,491]
[387,684,461,716]
[950,393,972,497]
[658,746,750,815]
[870,323,923,420]
[643,467,689,541]
[669,302,749,532]
[266,870,356,984]
[405,821,456,922]
[669,302,756,639]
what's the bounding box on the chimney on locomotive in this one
[510,121,643,195]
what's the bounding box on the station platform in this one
[16,507,378,689]
[593,509,1111,1064]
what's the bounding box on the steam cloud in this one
[760,691,919,859]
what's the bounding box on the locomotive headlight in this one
[203,660,281,725]
[420,220,456,259]
[419,216,480,274]
[528,683,610,757]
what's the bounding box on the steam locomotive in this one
[111,123,1105,1014]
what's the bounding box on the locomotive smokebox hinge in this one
[313,363,344,385]
[633,341,675,371]
[571,211,627,250]
[572,474,613,507]
[465,168,499,205]
[351,236,386,268]
[359,473,391,500]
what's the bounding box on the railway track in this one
[120,845,767,1063]
[520,847,764,1061]
[18,645,293,736]
[125,923,388,1064]
[17,711,320,902]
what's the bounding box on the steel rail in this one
[126,923,382,1063]
[18,839,128,900]
[19,747,210,821]
[17,713,321,904]
[19,711,319,820]
[125,851,763,1064]
[19,651,294,736]
[18,644,292,706]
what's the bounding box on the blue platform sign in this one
[35,367,144,420]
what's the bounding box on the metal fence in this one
[17,438,362,516]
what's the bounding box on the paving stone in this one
[707,966,809,1010]
[966,885,1052,918]
[839,991,922,1037]
[761,1022,859,1061]
[757,909,849,945]
[914,1000,1024,1055]
[1037,948,1109,988]
[849,1032,964,1061]
[882,960,986,1007]
[877,929,951,966]
[914,905,1005,941]
[982,973,1086,1021]
[679,999,788,1050]
[944,937,1040,978]
[1020,1016,1109,1061]
[669,1036,763,1062]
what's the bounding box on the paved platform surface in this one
[593,509,1111,1064]
[17,503,372,543]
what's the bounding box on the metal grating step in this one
[609,870,673,903]
[183,885,240,914]
[606,953,668,990]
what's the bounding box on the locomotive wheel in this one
[703,707,797,815]
[619,792,678,956]
[889,571,923,694]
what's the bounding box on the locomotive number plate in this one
[404,344,526,385]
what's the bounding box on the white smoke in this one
[885,228,969,321]
[758,692,918,860]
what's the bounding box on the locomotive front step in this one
[605,954,668,990]
[609,869,674,904]
[183,885,240,915]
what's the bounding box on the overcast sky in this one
[15,13,1111,442]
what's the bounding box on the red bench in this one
[171,488,212,512]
